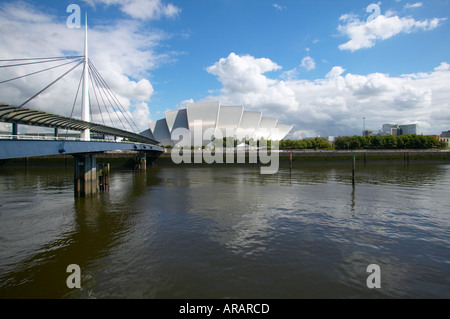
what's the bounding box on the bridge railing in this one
[0,135,138,144]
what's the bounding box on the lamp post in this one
[363,117,365,136]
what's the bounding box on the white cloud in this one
[300,56,316,71]
[206,52,281,94]
[404,2,423,9]
[434,62,450,71]
[272,4,286,11]
[0,2,171,131]
[176,98,194,110]
[205,53,450,137]
[280,68,299,81]
[132,102,153,129]
[83,0,180,20]
[338,11,446,51]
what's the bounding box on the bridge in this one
[0,16,163,197]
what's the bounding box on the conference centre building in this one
[143,101,293,147]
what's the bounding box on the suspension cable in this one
[62,61,85,143]
[0,58,83,84]
[0,56,82,62]
[88,61,129,131]
[88,60,141,133]
[18,60,83,108]
[0,57,79,69]
[88,68,106,126]
[88,63,117,128]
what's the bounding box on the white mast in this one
[81,12,90,141]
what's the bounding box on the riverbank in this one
[152,148,450,163]
[1,149,449,168]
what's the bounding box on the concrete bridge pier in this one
[74,154,98,197]
[134,152,147,172]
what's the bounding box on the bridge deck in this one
[0,104,159,145]
[0,138,163,160]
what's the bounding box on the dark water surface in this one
[0,162,449,298]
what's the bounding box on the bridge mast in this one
[81,12,90,141]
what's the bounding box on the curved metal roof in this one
[0,104,159,145]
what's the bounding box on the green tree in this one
[384,135,397,149]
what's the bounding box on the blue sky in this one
[0,0,449,138]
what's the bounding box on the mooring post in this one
[97,162,110,191]
[352,153,356,187]
[289,151,293,171]
[74,154,98,197]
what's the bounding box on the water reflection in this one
[0,168,161,298]
[1,162,450,298]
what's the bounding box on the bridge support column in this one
[135,152,147,172]
[74,154,97,197]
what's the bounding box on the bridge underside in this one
[0,139,163,160]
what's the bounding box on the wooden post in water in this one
[97,163,110,191]
[289,151,293,171]
[352,153,356,187]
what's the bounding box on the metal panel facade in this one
[236,111,262,140]
[149,118,173,146]
[165,109,189,133]
[186,102,220,146]
[148,102,293,145]
[256,117,278,140]
[270,123,293,141]
[215,105,243,138]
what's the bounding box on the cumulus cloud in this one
[0,2,170,131]
[82,0,180,20]
[300,56,316,71]
[338,9,446,51]
[205,53,450,137]
[206,53,282,94]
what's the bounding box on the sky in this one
[0,0,449,138]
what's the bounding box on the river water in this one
[0,161,449,299]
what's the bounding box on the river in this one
[0,161,449,298]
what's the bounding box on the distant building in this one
[440,137,450,147]
[363,130,374,137]
[380,123,418,136]
[440,131,450,146]
[399,124,418,135]
[430,135,441,140]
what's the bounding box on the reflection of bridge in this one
[0,18,162,197]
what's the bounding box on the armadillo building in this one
[143,101,293,147]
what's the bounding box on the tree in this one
[384,135,397,149]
